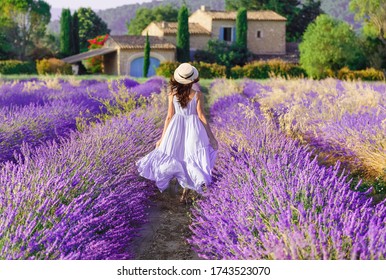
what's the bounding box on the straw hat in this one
[173,63,199,84]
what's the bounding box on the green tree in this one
[72,11,80,55]
[225,0,268,10]
[0,0,51,60]
[236,7,248,48]
[143,32,150,77]
[176,5,190,62]
[296,0,323,39]
[127,5,179,35]
[77,7,110,52]
[350,0,386,44]
[299,14,366,78]
[60,8,72,57]
[0,16,13,59]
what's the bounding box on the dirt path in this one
[131,179,200,260]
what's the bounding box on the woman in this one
[136,63,218,203]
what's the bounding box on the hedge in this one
[337,67,385,81]
[230,59,307,79]
[155,60,385,81]
[156,61,226,79]
[0,60,37,75]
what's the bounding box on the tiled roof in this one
[202,10,286,21]
[109,35,176,49]
[154,21,211,35]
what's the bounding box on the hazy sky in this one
[45,0,152,10]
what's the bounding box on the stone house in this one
[62,6,286,76]
[63,35,175,76]
[143,6,287,55]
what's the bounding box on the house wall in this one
[141,23,164,36]
[247,21,286,55]
[119,49,175,75]
[189,10,213,32]
[162,34,210,50]
[210,20,286,55]
[190,35,211,50]
[103,51,118,75]
[104,38,119,48]
[211,20,236,41]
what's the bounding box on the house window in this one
[256,30,262,38]
[219,27,235,42]
[223,27,233,42]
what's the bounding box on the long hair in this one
[169,76,199,108]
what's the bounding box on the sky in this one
[45,0,153,10]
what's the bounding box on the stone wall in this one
[247,21,286,55]
[189,10,213,32]
[142,23,164,37]
[119,49,175,75]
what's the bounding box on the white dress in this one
[136,91,217,193]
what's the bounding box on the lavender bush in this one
[0,77,167,164]
[189,96,386,259]
[0,109,161,259]
[241,78,386,182]
[0,100,92,163]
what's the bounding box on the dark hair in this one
[169,75,200,108]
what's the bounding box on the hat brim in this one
[174,66,199,84]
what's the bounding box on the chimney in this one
[201,5,210,11]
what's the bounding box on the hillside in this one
[48,0,361,35]
[308,0,361,29]
[48,0,225,35]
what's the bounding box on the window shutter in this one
[232,27,236,42]
[219,27,224,40]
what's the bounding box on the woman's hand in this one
[156,139,162,148]
[210,138,218,150]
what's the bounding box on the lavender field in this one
[0,76,385,259]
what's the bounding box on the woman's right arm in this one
[156,92,175,147]
[197,91,218,150]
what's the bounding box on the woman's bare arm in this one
[197,91,218,150]
[156,92,175,147]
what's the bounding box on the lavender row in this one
[242,78,386,181]
[0,77,166,109]
[188,94,386,259]
[0,77,167,164]
[0,109,161,259]
[0,100,95,163]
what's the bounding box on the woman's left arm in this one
[156,92,175,147]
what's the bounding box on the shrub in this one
[191,62,226,79]
[231,59,307,79]
[156,61,179,77]
[156,61,226,79]
[36,58,73,75]
[337,67,385,81]
[229,65,245,79]
[299,14,366,79]
[193,49,216,64]
[0,60,37,74]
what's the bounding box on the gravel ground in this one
[131,179,200,260]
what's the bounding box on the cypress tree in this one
[72,11,80,55]
[143,32,150,77]
[176,5,190,62]
[236,7,248,49]
[60,8,72,57]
